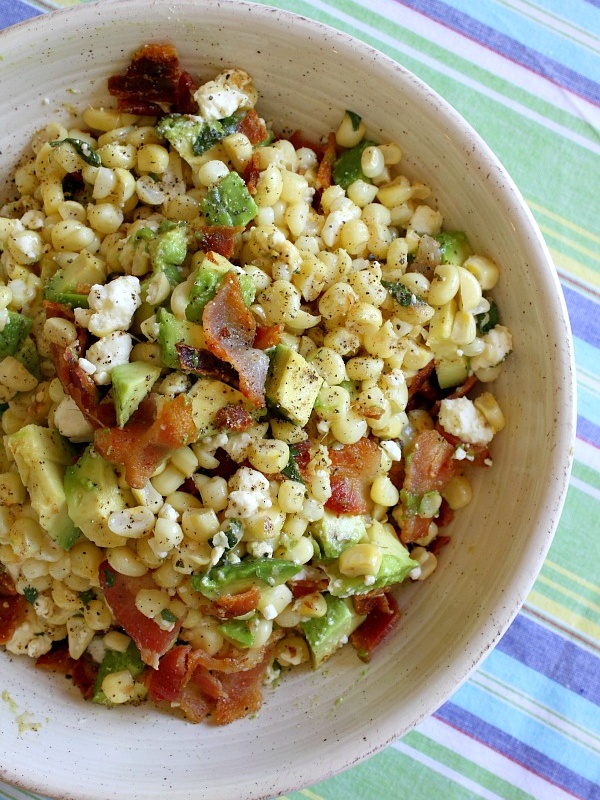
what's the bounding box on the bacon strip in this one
[202,271,269,408]
[108,43,181,109]
[94,393,197,489]
[198,226,240,259]
[349,592,402,663]
[0,571,27,646]
[177,343,239,386]
[99,562,181,670]
[325,437,381,516]
[214,404,254,432]
[316,131,337,190]
[147,639,277,724]
[400,428,459,544]
[35,641,98,700]
[236,109,267,146]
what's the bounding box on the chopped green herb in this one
[79,589,96,606]
[23,586,38,604]
[281,446,305,484]
[192,114,240,156]
[102,566,116,588]
[346,110,362,131]
[476,299,500,334]
[382,279,422,307]
[50,138,101,168]
[160,608,177,623]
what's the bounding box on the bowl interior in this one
[0,2,575,799]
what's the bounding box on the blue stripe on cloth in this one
[393,0,600,106]
[0,0,42,26]
[577,415,600,449]
[562,286,600,349]
[496,615,600,706]
[536,0,600,29]
[436,703,600,800]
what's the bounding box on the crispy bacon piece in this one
[214,404,254,432]
[0,571,27,646]
[351,589,392,617]
[316,131,337,190]
[175,70,199,114]
[35,641,98,700]
[288,130,325,159]
[94,393,197,489]
[253,323,284,351]
[202,271,269,408]
[349,592,402,663]
[236,109,268,146]
[99,561,181,669]
[177,343,239,386]
[108,43,181,111]
[400,429,459,544]
[244,152,261,195]
[198,225,240,259]
[147,641,276,724]
[325,437,381,516]
[289,577,329,599]
[214,587,260,618]
[430,534,452,556]
[436,425,492,468]
[43,299,75,322]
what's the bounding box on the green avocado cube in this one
[200,171,258,228]
[435,231,473,266]
[191,557,302,601]
[7,424,81,549]
[111,361,162,427]
[0,311,32,359]
[301,594,365,667]
[265,345,323,427]
[310,510,367,558]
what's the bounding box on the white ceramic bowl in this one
[0,2,575,799]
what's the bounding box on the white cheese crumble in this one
[470,325,513,372]
[438,396,494,445]
[225,467,272,519]
[194,68,257,122]
[76,275,141,337]
[380,439,402,461]
[85,331,133,385]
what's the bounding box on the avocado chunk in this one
[7,424,81,549]
[0,311,32,358]
[265,345,323,427]
[310,510,367,558]
[187,376,262,439]
[435,354,469,390]
[111,361,162,427]
[148,221,188,287]
[324,521,418,597]
[200,171,258,228]
[44,251,106,308]
[64,445,127,548]
[191,557,302,601]
[434,231,473,266]
[13,335,40,379]
[185,254,256,323]
[92,639,145,705]
[157,112,243,161]
[218,618,255,648]
[301,594,366,667]
[332,139,377,190]
[156,307,205,369]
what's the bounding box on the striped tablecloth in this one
[1,1,599,799]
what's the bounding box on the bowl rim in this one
[0,1,577,798]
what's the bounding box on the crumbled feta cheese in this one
[247,540,274,559]
[85,331,133,385]
[79,275,141,337]
[225,467,272,519]
[194,68,257,122]
[470,325,513,372]
[78,357,96,375]
[222,422,268,463]
[53,395,95,442]
[438,396,494,445]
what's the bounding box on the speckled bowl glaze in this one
[0,2,575,799]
